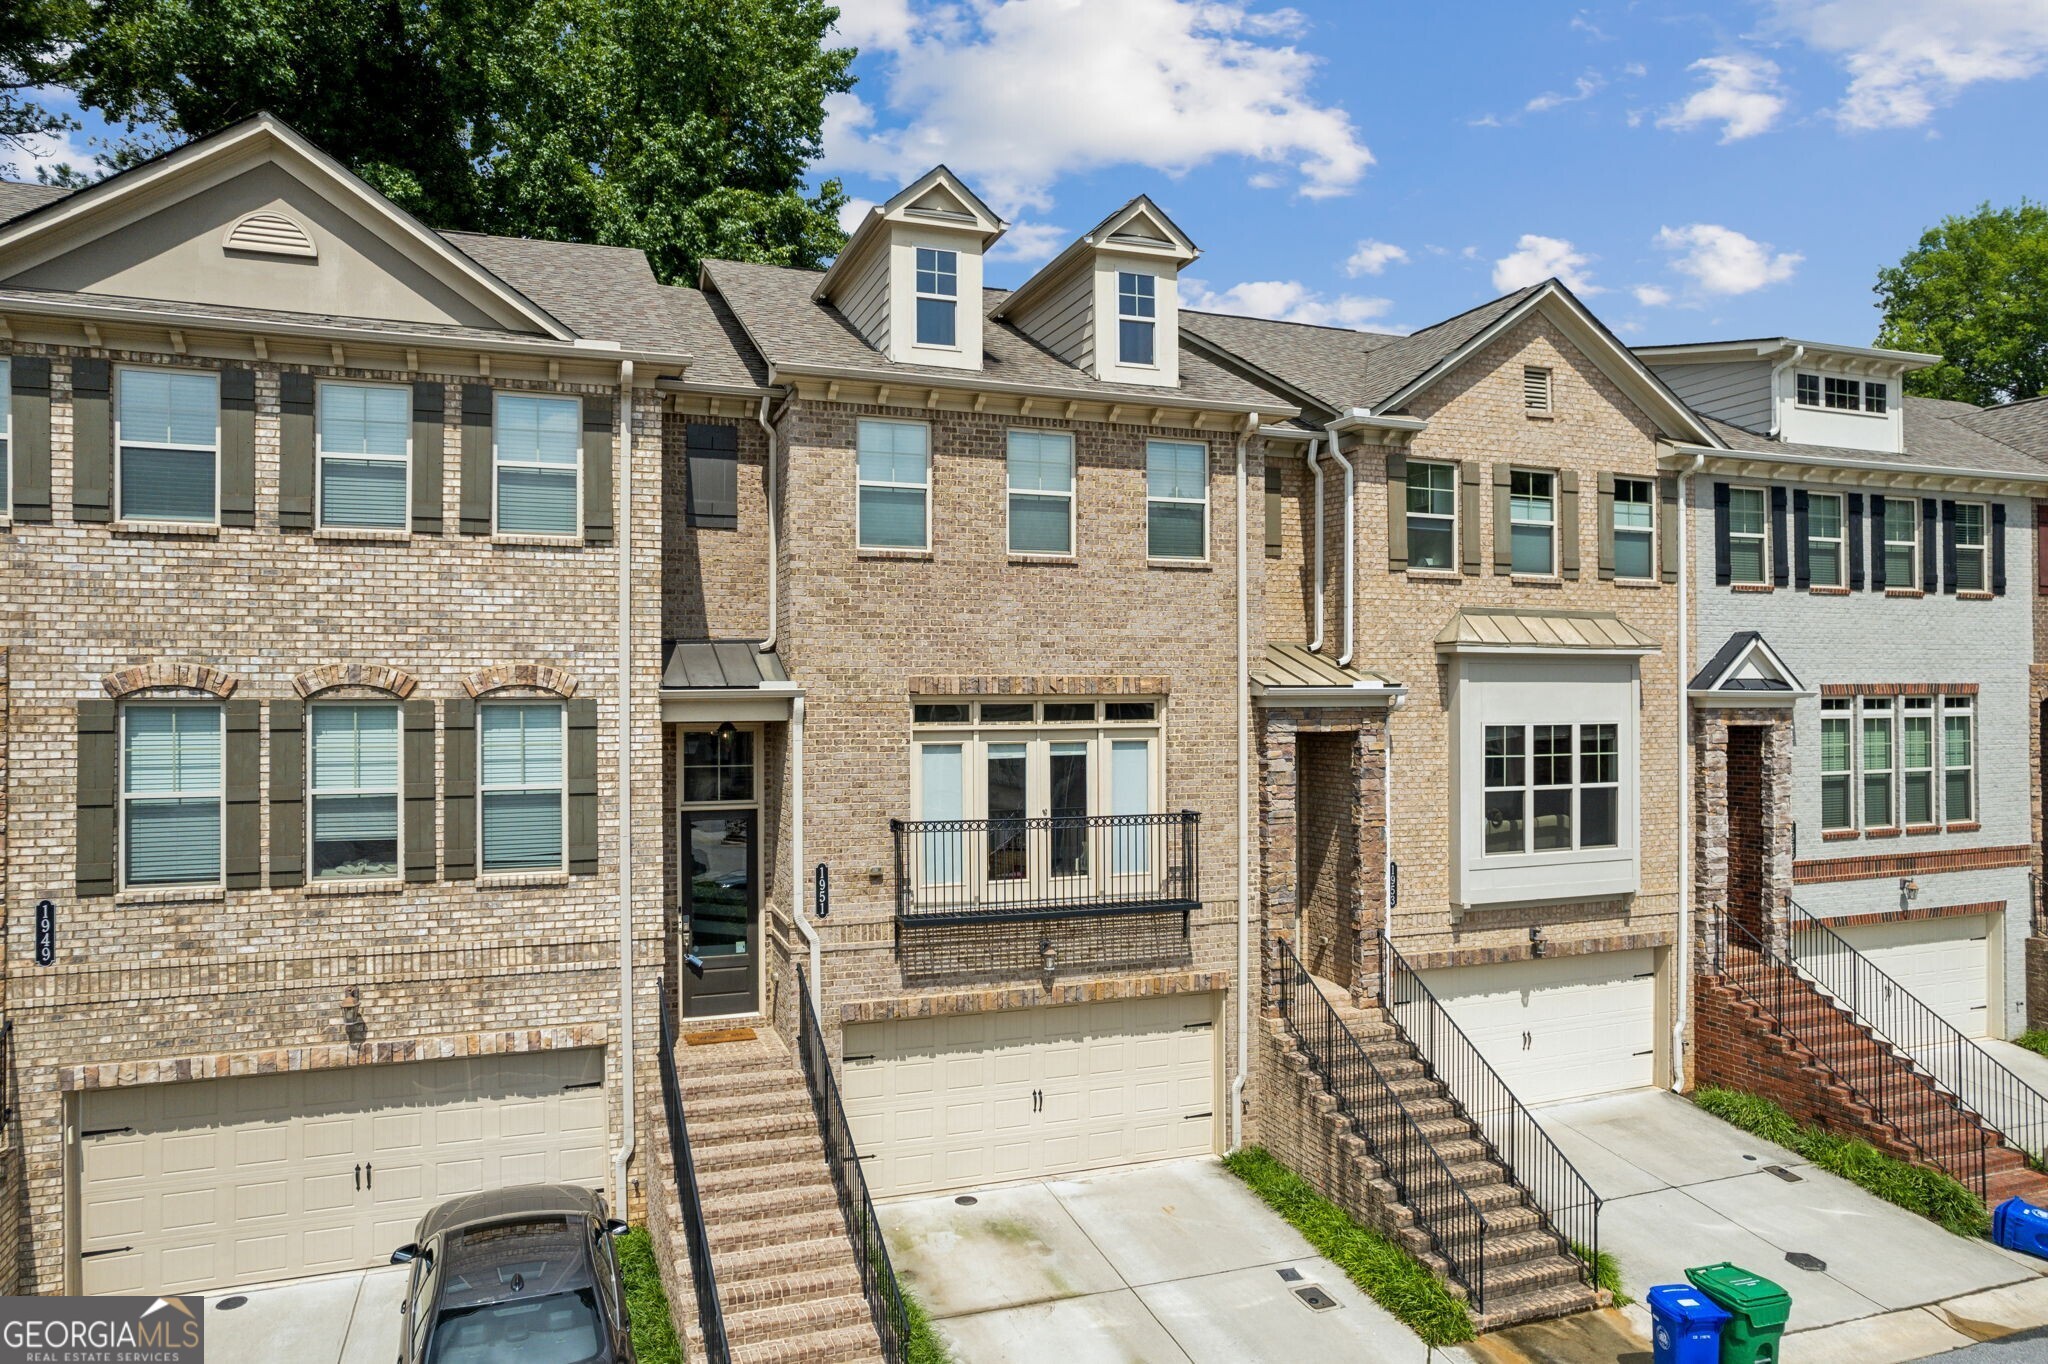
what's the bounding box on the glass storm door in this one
[682,810,757,1017]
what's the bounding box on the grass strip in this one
[902,1282,957,1364]
[1693,1086,1991,1238]
[2015,1030,2048,1060]
[617,1227,685,1364]
[1224,1145,1475,1344]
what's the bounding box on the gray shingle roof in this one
[0,179,70,224]
[1701,397,2047,478]
[440,230,682,351]
[1950,396,2048,466]
[702,257,1289,410]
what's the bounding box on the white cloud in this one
[822,0,1372,215]
[1654,223,1802,295]
[1658,54,1788,141]
[1344,239,1408,276]
[1623,61,1648,79]
[987,221,1069,264]
[836,196,879,234]
[1632,284,1673,307]
[1767,0,2048,129]
[1492,234,1600,293]
[1181,278,1393,329]
[0,122,94,183]
[1526,73,1604,114]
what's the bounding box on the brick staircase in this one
[670,1028,888,1364]
[1272,975,1603,1331]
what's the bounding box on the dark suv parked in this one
[391,1184,636,1364]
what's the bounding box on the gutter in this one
[764,360,1293,422]
[1671,449,1704,1094]
[1766,345,1804,439]
[1326,438,1356,667]
[612,359,637,1215]
[1308,438,1326,653]
[1231,417,1254,1152]
[1672,443,2048,490]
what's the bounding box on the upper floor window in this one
[1523,366,1553,414]
[1954,502,1987,591]
[1727,486,1767,585]
[857,419,930,550]
[1883,498,1918,585]
[310,702,400,879]
[1797,372,1886,413]
[1820,699,1853,831]
[1861,697,1895,828]
[1508,469,1554,575]
[915,247,958,348]
[1806,492,1843,588]
[1944,696,1975,823]
[1118,272,1156,367]
[318,382,409,530]
[1007,430,1074,556]
[122,703,222,887]
[479,701,565,873]
[1612,478,1654,580]
[1146,439,1207,560]
[1482,722,1619,856]
[495,393,579,535]
[117,368,218,523]
[1406,460,1456,569]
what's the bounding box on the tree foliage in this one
[1,0,85,176]
[58,0,856,282]
[1875,200,2048,406]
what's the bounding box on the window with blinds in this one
[1406,461,1456,569]
[857,419,930,550]
[310,704,400,879]
[1727,486,1768,584]
[1146,440,1207,559]
[1007,430,1074,555]
[479,702,565,872]
[1522,366,1553,413]
[1820,699,1852,831]
[117,368,219,523]
[123,704,223,886]
[495,393,580,535]
[1612,477,1655,580]
[318,382,410,529]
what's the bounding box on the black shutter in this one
[1792,488,1810,590]
[76,700,118,896]
[404,700,438,881]
[224,700,262,889]
[1869,493,1887,590]
[1993,502,2008,596]
[71,358,112,522]
[567,697,598,876]
[1922,497,1939,594]
[268,699,304,887]
[412,381,445,535]
[583,395,614,544]
[444,699,476,879]
[685,422,741,530]
[459,385,493,535]
[10,355,52,522]
[1847,493,1865,591]
[1712,482,1731,586]
[278,372,315,531]
[1941,499,1959,594]
[1770,485,1789,587]
[219,368,256,527]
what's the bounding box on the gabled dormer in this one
[992,196,1198,388]
[813,166,1005,372]
[1637,339,1940,455]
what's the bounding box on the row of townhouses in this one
[3,114,2048,1347]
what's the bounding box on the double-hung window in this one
[1901,697,1936,827]
[495,393,579,535]
[1118,272,1156,366]
[915,247,958,348]
[1820,699,1853,831]
[1612,477,1654,580]
[122,704,222,887]
[1406,461,1455,569]
[1944,697,1975,822]
[310,703,400,879]
[1146,440,1207,560]
[1954,502,1988,591]
[1884,499,1918,586]
[1861,698,1894,828]
[857,419,930,550]
[1482,722,1619,856]
[1806,492,1844,588]
[117,368,218,523]
[1007,430,1074,555]
[318,382,410,529]
[1727,486,1768,585]
[479,702,565,873]
[1508,469,1554,574]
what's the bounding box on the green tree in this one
[2,0,85,179]
[59,0,855,282]
[1876,201,2048,406]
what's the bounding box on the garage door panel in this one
[1420,952,1657,1107]
[1836,917,1990,1038]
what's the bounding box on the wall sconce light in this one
[1529,926,1548,959]
[1900,877,1920,907]
[341,984,361,1014]
[1040,937,1056,974]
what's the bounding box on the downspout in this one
[1325,438,1357,666]
[612,360,636,1215]
[756,393,779,653]
[1766,345,1804,439]
[1671,449,1706,1093]
[792,694,819,1014]
[1307,437,1326,653]
[1230,419,1253,1151]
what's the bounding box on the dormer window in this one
[1118,272,1156,366]
[1797,372,1886,413]
[915,247,958,348]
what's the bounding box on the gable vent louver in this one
[223,211,317,259]
[1523,365,1553,413]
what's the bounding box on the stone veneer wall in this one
[1692,707,1796,966]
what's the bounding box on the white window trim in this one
[1481,721,1621,858]
[1943,696,1976,825]
[1611,476,1656,582]
[1005,428,1076,557]
[1883,499,1920,586]
[678,722,764,810]
[1509,467,1556,576]
[1797,372,1888,416]
[1900,697,1937,828]
[1117,272,1158,370]
[306,700,403,881]
[315,379,413,532]
[1819,698,1854,832]
[1146,439,1210,563]
[491,391,583,538]
[1727,484,1769,586]
[1806,491,1845,588]
[913,246,960,352]
[113,365,221,526]
[477,699,570,875]
[856,417,933,552]
[1954,501,1989,591]
[1407,459,1457,570]
[909,700,1166,830]
[118,700,226,890]
[1858,697,1896,830]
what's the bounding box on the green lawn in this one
[2014,1029,2048,1060]
[617,1227,685,1364]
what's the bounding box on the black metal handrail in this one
[656,978,730,1364]
[0,1018,13,1125]
[1383,936,1600,1288]
[891,811,1199,925]
[796,968,909,1362]
[1707,913,1987,1197]
[1275,937,1492,1310]
[1787,901,2048,1170]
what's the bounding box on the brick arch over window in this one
[293,664,421,700]
[462,663,580,699]
[101,662,241,699]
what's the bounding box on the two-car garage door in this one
[1834,915,1992,1039]
[1419,951,1660,1106]
[77,1049,608,1295]
[842,994,1218,1199]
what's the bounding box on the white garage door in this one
[842,994,1217,1199]
[1419,951,1658,1105]
[1834,915,1991,1038]
[78,1049,608,1296]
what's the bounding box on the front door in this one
[683,809,758,1017]
[1727,725,1766,944]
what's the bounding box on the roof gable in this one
[814,165,1006,306]
[1689,632,1810,703]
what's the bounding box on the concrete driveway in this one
[880,1157,1430,1364]
[202,1265,407,1364]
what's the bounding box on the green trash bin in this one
[1684,1262,1790,1364]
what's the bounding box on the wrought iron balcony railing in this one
[891,811,1200,928]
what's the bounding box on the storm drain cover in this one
[954,1195,978,1206]
[1276,1267,1303,1282]
[1764,1165,1804,1183]
[1292,1285,1341,1312]
[216,1297,248,1312]
[1785,1252,1827,1272]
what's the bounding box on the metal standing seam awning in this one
[1251,642,1406,706]
[659,639,799,721]
[1433,607,1661,656]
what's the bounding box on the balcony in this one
[891,811,1201,929]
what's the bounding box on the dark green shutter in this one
[404,700,437,881]
[1558,470,1580,580]
[412,382,445,535]
[1263,463,1283,559]
[10,355,52,522]
[567,697,598,876]
[459,385,493,536]
[71,358,111,522]
[76,700,118,896]
[583,395,614,544]
[278,372,315,531]
[1491,464,1513,574]
[1385,452,1408,570]
[444,699,476,879]
[225,700,262,888]
[1596,472,1616,580]
[219,368,256,527]
[1658,475,1680,583]
[1459,462,1481,575]
[268,699,304,887]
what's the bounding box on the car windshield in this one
[425,1288,603,1364]
[423,1217,605,1364]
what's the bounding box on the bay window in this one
[123,704,222,887]
[310,703,400,878]
[479,702,565,872]
[1483,722,1619,857]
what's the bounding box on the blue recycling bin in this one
[1993,1198,2048,1259]
[1648,1283,1733,1364]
